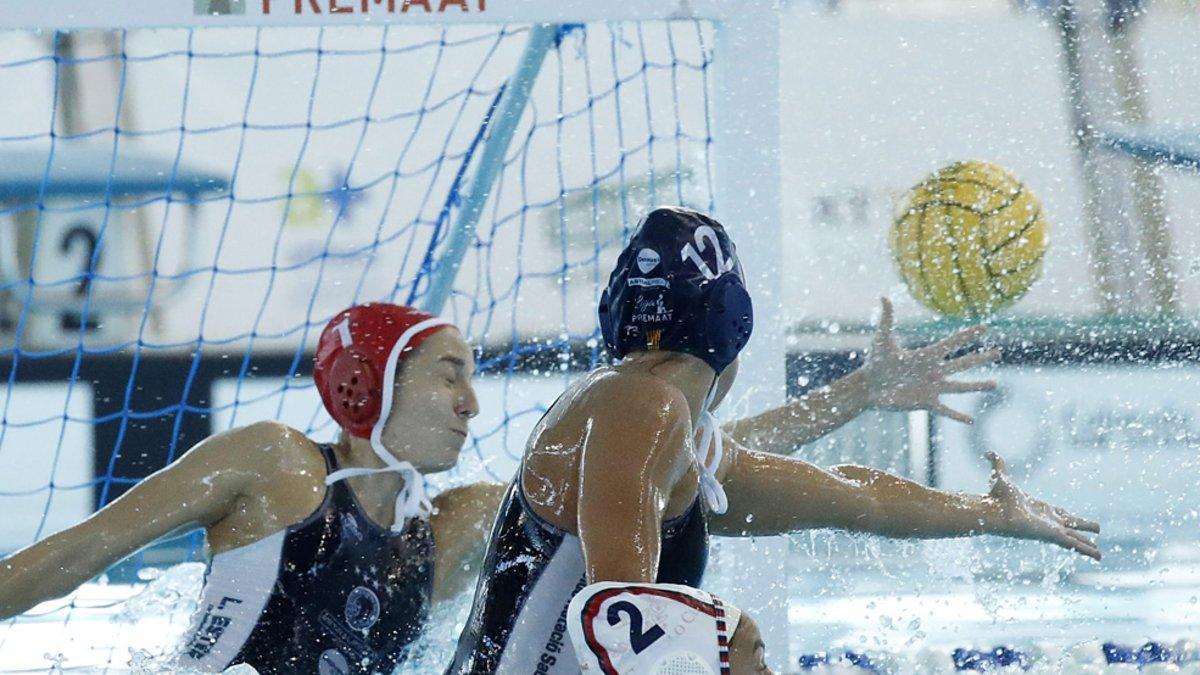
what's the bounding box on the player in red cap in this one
[0,302,504,674]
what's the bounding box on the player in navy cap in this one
[448,207,1099,674]
[598,206,753,377]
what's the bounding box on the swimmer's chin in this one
[419,445,466,474]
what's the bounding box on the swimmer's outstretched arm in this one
[723,298,999,455]
[0,421,289,620]
[709,441,1101,560]
[429,481,507,602]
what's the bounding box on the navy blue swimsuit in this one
[181,444,435,674]
[447,479,708,674]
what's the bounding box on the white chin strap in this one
[326,316,451,533]
[324,462,429,533]
[695,411,728,515]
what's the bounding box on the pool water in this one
[3,532,1197,673]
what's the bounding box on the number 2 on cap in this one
[680,225,734,280]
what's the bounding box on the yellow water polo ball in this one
[889,160,1047,318]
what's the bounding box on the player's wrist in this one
[972,495,1008,536]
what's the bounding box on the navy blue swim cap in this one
[598,207,753,374]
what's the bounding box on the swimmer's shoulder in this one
[530,369,692,467]
[194,422,327,546]
[578,369,693,440]
[586,368,690,410]
[571,371,697,513]
[190,420,324,484]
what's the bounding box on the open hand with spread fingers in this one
[860,297,1001,424]
[983,451,1101,560]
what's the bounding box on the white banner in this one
[0,0,760,30]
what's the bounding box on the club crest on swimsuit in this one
[567,582,736,675]
[345,586,381,631]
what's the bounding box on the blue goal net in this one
[0,20,716,671]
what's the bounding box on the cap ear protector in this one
[322,347,384,438]
[314,303,450,440]
[702,273,754,369]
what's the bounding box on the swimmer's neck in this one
[331,432,409,526]
[616,350,715,428]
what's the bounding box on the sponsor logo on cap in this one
[632,295,672,323]
[636,248,661,274]
[628,277,669,288]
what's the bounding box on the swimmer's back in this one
[520,367,701,532]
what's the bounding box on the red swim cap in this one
[314,303,452,440]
